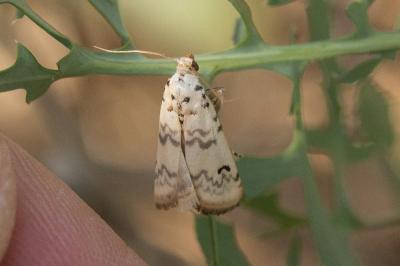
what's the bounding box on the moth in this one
[155,55,243,215]
[93,46,243,215]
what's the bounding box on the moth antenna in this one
[223,98,240,104]
[93,46,176,61]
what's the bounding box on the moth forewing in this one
[154,85,181,209]
[155,83,199,211]
[183,90,243,214]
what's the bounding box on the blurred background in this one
[1,0,400,265]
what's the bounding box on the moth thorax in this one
[176,55,199,74]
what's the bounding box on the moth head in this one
[177,53,199,74]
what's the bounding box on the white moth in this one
[92,46,242,214]
[155,54,243,215]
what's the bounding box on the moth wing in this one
[155,84,198,211]
[184,93,243,215]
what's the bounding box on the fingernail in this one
[0,137,16,260]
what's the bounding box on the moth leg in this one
[206,87,224,113]
[232,151,243,161]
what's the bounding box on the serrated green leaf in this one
[89,0,133,48]
[0,44,57,103]
[358,82,394,151]
[196,216,249,266]
[287,234,302,266]
[227,0,263,46]
[246,193,305,228]
[346,0,372,37]
[0,0,72,48]
[340,57,380,83]
[267,0,294,6]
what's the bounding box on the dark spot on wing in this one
[195,85,203,91]
[183,97,190,103]
[171,94,175,100]
[166,79,170,86]
[217,165,231,174]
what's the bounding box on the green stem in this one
[208,216,220,266]
[58,31,400,77]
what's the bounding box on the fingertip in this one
[0,135,146,266]
[0,137,16,261]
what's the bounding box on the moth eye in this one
[171,94,176,100]
[183,97,190,103]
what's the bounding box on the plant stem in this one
[58,31,400,78]
[208,216,220,266]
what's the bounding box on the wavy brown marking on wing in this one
[159,133,180,146]
[160,123,179,135]
[186,128,211,137]
[155,164,178,179]
[156,176,176,187]
[185,137,216,149]
[201,184,226,196]
[192,169,236,188]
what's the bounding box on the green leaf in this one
[0,44,57,103]
[306,0,331,41]
[89,0,133,48]
[267,0,294,6]
[227,0,263,46]
[346,0,372,37]
[358,82,394,151]
[0,0,72,48]
[245,193,305,229]
[340,57,380,83]
[238,153,301,198]
[286,234,302,266]
[300,164,357,266]
[195,216,249,266]
[289,69,357,265]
